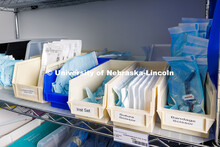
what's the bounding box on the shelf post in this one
[14,8,19,39]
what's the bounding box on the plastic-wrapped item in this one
[98,51,131,60]
[52,52,98,94]
[82,75,114,104]
[186,35,209,48]
[178,22,209,38]
[69,124,88,147]
[182,45,207,58]
[0,60,20,87]
[182,45,208,84]
[37,126,72,147]
[9,118,63,147]
[168,24,199,56]
[163,56,205,114]
[196,58,208,85]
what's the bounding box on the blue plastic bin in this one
[43,58,110,110]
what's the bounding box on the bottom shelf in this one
[0,89,215,146]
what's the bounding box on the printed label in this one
[21,88,35,96]
[182,94,194,101]
[115,111,142,125]
[113,127,149,147]
[73,106,95,116]
[165,114,203,130]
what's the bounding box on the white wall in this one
[0,11,15,41]
[0,0,206,55]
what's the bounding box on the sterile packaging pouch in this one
[186,35,209,48]
[163,56,205,114]
[196,58,208,85]
[52,52,98,95]
[38,40,82,88]
[182,45,208,85]
[181,17,212,39]
[182,45,207,58]
[168,24,199,56]
[178,22,209,38]
[113,67,145,108]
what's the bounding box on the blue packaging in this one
[168,24,199,56]
[43,58,110,110]
[163,56,205,114]
[186,35,209,48]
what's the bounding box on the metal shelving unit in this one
[0,0,218,146]
[0,89,214,146]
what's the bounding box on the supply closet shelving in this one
[0,0,219,146]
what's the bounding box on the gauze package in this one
[52,52,98,94]
[38,40,82,88]
[178,22,209,38]
[186,35,209,48]
[163,56,205,114]
[182,45,207,58]
[82,75,114,104]
[168,24,199,56]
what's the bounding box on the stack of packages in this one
[164,18,212,114]
[0,54,21,88]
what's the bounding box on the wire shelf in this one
[0,89,214,146]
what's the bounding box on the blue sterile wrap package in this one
[186,35,209,48]
[82,75,114,104]
[179,22,209,38]
[52,52,98,94]
[181,17,213,39]
[182,45,208,85]
[163,56,205,114]
[168,24,199,56]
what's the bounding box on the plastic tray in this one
[43,58,110,110]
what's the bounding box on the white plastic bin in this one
[68,60,135,123]
[107,61,169,132]
[157,73,216,137]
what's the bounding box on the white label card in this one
[113,127,149,147]
[165,114,204,130]
[73,106,95,116]
[115,111,142,125]
[21,88,35,96]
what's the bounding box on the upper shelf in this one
[0,0,108,12]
